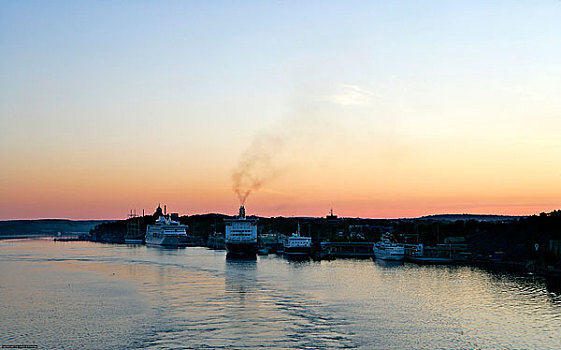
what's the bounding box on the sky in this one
[1,1,560,219]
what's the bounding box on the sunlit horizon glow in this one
[1,1,560,220]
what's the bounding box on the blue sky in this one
[1,1,560,218]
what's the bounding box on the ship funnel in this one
[239,205,246,219]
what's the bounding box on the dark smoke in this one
[232,132,286,205]
[231,87,342,205]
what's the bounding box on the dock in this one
[319,242,374,258]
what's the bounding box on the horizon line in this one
[0,211,547,222]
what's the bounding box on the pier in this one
[320,242,374,258]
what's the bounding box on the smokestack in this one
[164,205,167,215]
[239,205,246,219]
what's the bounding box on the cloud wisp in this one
[328,84,377,106]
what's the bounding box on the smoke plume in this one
[231,132,286,205]
[231,83,360,206]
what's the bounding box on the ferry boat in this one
[224,206,258,256]
[145,215,188,247]
[373,233,405,261]
[284,224,312,257]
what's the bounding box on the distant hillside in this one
[419,214,525,222]
[0,220,112,237]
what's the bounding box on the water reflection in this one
[284,255,311,263]
[1,240,560,350]
[545,276,561,294]
[147,245,185,252]
[373,259,404,268]
[225,252,257,261]
[224,255,258,303]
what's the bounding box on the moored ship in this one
[373,233,405,261]
[145,215,189,247]
[284,223,312,257]
[224,206,258,256]
[125,209,143,244]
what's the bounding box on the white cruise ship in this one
[284,224,312,257]
[145,215,188,247]
[224,206,258,256]
[373,233,405,261]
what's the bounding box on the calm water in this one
[1,239,560,349]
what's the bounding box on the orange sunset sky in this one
[1,2,560,219]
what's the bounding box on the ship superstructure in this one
[284,223,312,257]
[373,232,405,261]
[224,206,258,256]
[145,214,188,247]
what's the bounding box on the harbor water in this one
[1,238,560,349]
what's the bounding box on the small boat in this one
[373,233,404,261]
[284,223,312,257]
[257,247,269,255]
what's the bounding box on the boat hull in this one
[405,256,453,265]
[284,246,311,256]
[374,248,405,261]
[257,248,269,255]
[226,242,257,256]
[146,234,186,247]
